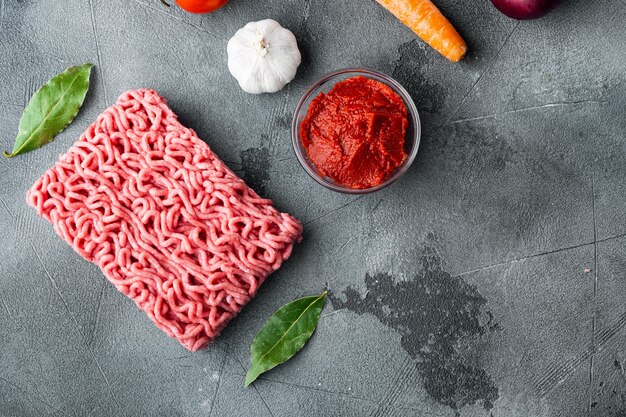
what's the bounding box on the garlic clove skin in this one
[227,19,302,94]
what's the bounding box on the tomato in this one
[175,0,229,14]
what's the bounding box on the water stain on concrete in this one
[239,146,270,196]
[392,40,448,118]
[329,246,499,414]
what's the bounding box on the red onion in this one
[490,0,560,20]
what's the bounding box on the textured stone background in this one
[1,0,625,416]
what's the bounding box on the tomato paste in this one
[300,76,408,189]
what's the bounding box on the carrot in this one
[375,0,467,62]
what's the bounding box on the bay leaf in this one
[4,63,94,158]
[245,291,327,387]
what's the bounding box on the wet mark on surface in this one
[330,245,499,415]
[392,40,448,118]
[240,145,271,196]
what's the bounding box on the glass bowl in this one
[291,68,421,194]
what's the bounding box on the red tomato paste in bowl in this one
[299,76,409,189]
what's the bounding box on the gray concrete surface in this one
[1,0,625,416]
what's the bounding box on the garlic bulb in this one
[227,19,301,94]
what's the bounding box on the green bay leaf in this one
[4,63,94,158]
[245,291,327,387]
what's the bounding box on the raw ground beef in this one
[27,89,302,351]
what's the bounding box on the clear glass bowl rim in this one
[291,67,421,194]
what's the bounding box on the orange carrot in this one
[375,0,467,62]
